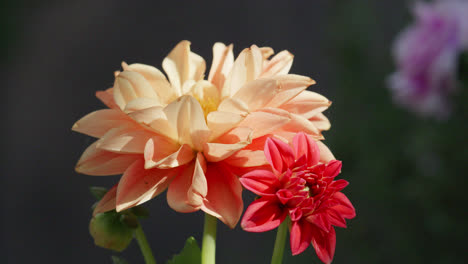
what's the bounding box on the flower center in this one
[188,80,220,118]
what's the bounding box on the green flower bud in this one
[89,211,134,252]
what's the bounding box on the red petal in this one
[331,192,356,219]
[290,220,313,255]
[311,227,336,264]
[264,137,295,173]
[329,179,349,192]
[324,160,342,178]
[292,132,320,167]
[239,169,279,196]
[201,163,244,228]
[306,213,330,233]
[241,197,287,232]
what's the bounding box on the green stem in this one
[201,213,217,264]
[271,218,289,264]
[134,224,156,264]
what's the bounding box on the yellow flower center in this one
[189,80,220,118]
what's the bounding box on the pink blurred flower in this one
[388,0,468,118]
[73,41,333,228]
[240,133,355,264]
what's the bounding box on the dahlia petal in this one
[203,127,253,162]
[72,109,134,138]
[167,161,199,213]
[324,160,342,178]
[280,113,321,138]
[144,141,194,169]
[128,106,177,141]
[186,153,208,208]
[163,95,211,151]
[201,163,243,228]
[97,127,153,154]
[311,227,336,264]
[293,132,320,167]
[264,137,295,173]
[118,71,160,101]
[290,220,314,255]
[223,135,271,167]
[240,197,286,232]
[124,98,161,113]
[208,42,234,90]
[326,208,347,228]
[122,63,176,104]
[259,46,274,59]
[306,213,331,233]
[93,184,117,216]
[222,45,263,98]
[260,50,294,78]
[207,111,245,141]
[280,90,330,119]
[96,88,118,109]
[331,192,356,219]
[232,78,278,111]
[317,141,335,163]
[162,40,206,94]
[310,112,331,131]
[75,141,140,176]
[329,179,349,192]
[115,159,177,212]
[216,97,249,115]
[238,111,290,139]
[239,169,279,196]
[265,75,315,108]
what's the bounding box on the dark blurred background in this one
[2,0,467,263]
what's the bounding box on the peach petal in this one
[116,159,177,212]
[118,71,160,101]
[128,106,177,141]
[201,163,243,228]
[260,50,294,78]
[265,75,316,108]
[124,98,161,113]
[207,111,246,141]
[93,184,118,216]
[162,40,206,94]
[222,45,263,98]
[232,78,278,111]
[208,43,234,90]
[203,127,253,162]
[280,90,331,119]
[223,135,271,167]
[238,110,290,139]
[317,141,335,163]
[259,47,274,59]
[186,153,208,207]
[97,127,153,154]
[72,109,135,138]
[163,95,211,151]
[216,97,249,115]
[310,112,331,131]
[167,161,199,213]
[144,140,194,169]
[122,62,176,104]
[75,141,140,176]
[96,88,118,109]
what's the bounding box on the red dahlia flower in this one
[240,132,355,264]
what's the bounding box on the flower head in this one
[240,132,355,263]
[387,0,468,119]
[73,41,332,228]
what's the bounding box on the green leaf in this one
[111,256,129,264]
[166,237,201,264]
[89,186,108,200]
[89,211,134,252]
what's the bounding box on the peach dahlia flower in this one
[73,41,332,228]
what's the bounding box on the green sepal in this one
[131,206,150,219]
[120,213,139,229]
[89,211,134,252]
[166,236,201,264]
[111,256,129,264]
[89,186,108,200]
